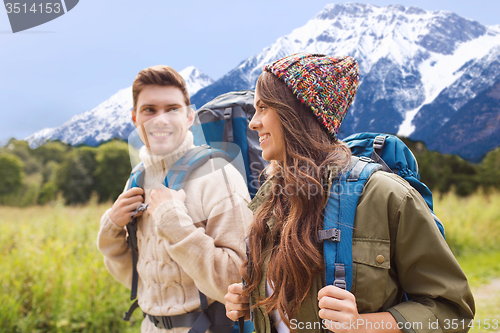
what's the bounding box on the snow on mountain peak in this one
[214,3,488,91]
[26,4,500,162]
[189,3,500,158]
[179,66,214,97]
[305,3,487,68]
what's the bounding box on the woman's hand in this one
[318,285,362,333]
[225,283,251,321]
[108,187,144,227]
[147,186,186,214]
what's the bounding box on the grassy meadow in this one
[0,198,144,332]
[1,192,499,333]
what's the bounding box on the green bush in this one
[2,140,41,175]
[477,146,500,191]
[55,152,94,205]
[32,140,69,165]
[38,182,58,205]
[403,138,481,196]
[19,182,40,207]
[0,153,25,204]
[42,160,60,184]
[94,141,131,203]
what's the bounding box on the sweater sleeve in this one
[153,160,253,304]
[386,183,475,333]
[97,210,133,289]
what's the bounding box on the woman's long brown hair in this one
[241,72,352,329]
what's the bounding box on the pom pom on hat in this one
[263,53,359,139]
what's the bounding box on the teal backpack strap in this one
[124,163,145,320]
[129,163,146,190]
[320,156,382,291]
[166,145,232,190]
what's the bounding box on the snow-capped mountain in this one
[27,4,500,161]
[179,66,215,99]
[26,67,213,148]
[190,3,500,162]
[27,87,136,148]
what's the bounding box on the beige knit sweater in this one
[97,131,253,333]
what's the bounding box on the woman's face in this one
[249,87,285,162]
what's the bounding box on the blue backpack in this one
[192,90,261,333]
[192,90,268,198]
[320,133,445,291]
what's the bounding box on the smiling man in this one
[97,65,253,333]
[134,84,194,156]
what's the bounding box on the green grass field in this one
[0,199,143,333]
[0,191,499,333]
[433,191,500,333]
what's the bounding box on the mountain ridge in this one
[26,3,500,162]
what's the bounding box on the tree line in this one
[403,138,500,197]
[0,139,131,205]
[0,137,499,206]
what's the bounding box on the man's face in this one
[132,85,194,155]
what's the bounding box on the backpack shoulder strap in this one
[123,162,145,320]
[166,145,232,190]
[127,162,145,190]
[320,156,382,291]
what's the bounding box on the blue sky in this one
[1,0,499,145]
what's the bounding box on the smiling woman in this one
[224,53,475,333]
[250,93,285,161]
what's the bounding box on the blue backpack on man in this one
[191,90,264,333]
[192,90,267,198]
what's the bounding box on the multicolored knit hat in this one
[263,53,359,139]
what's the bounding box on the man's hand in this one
[108,187,144,227]
[147,186,186,215]
[225,283,251,321]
